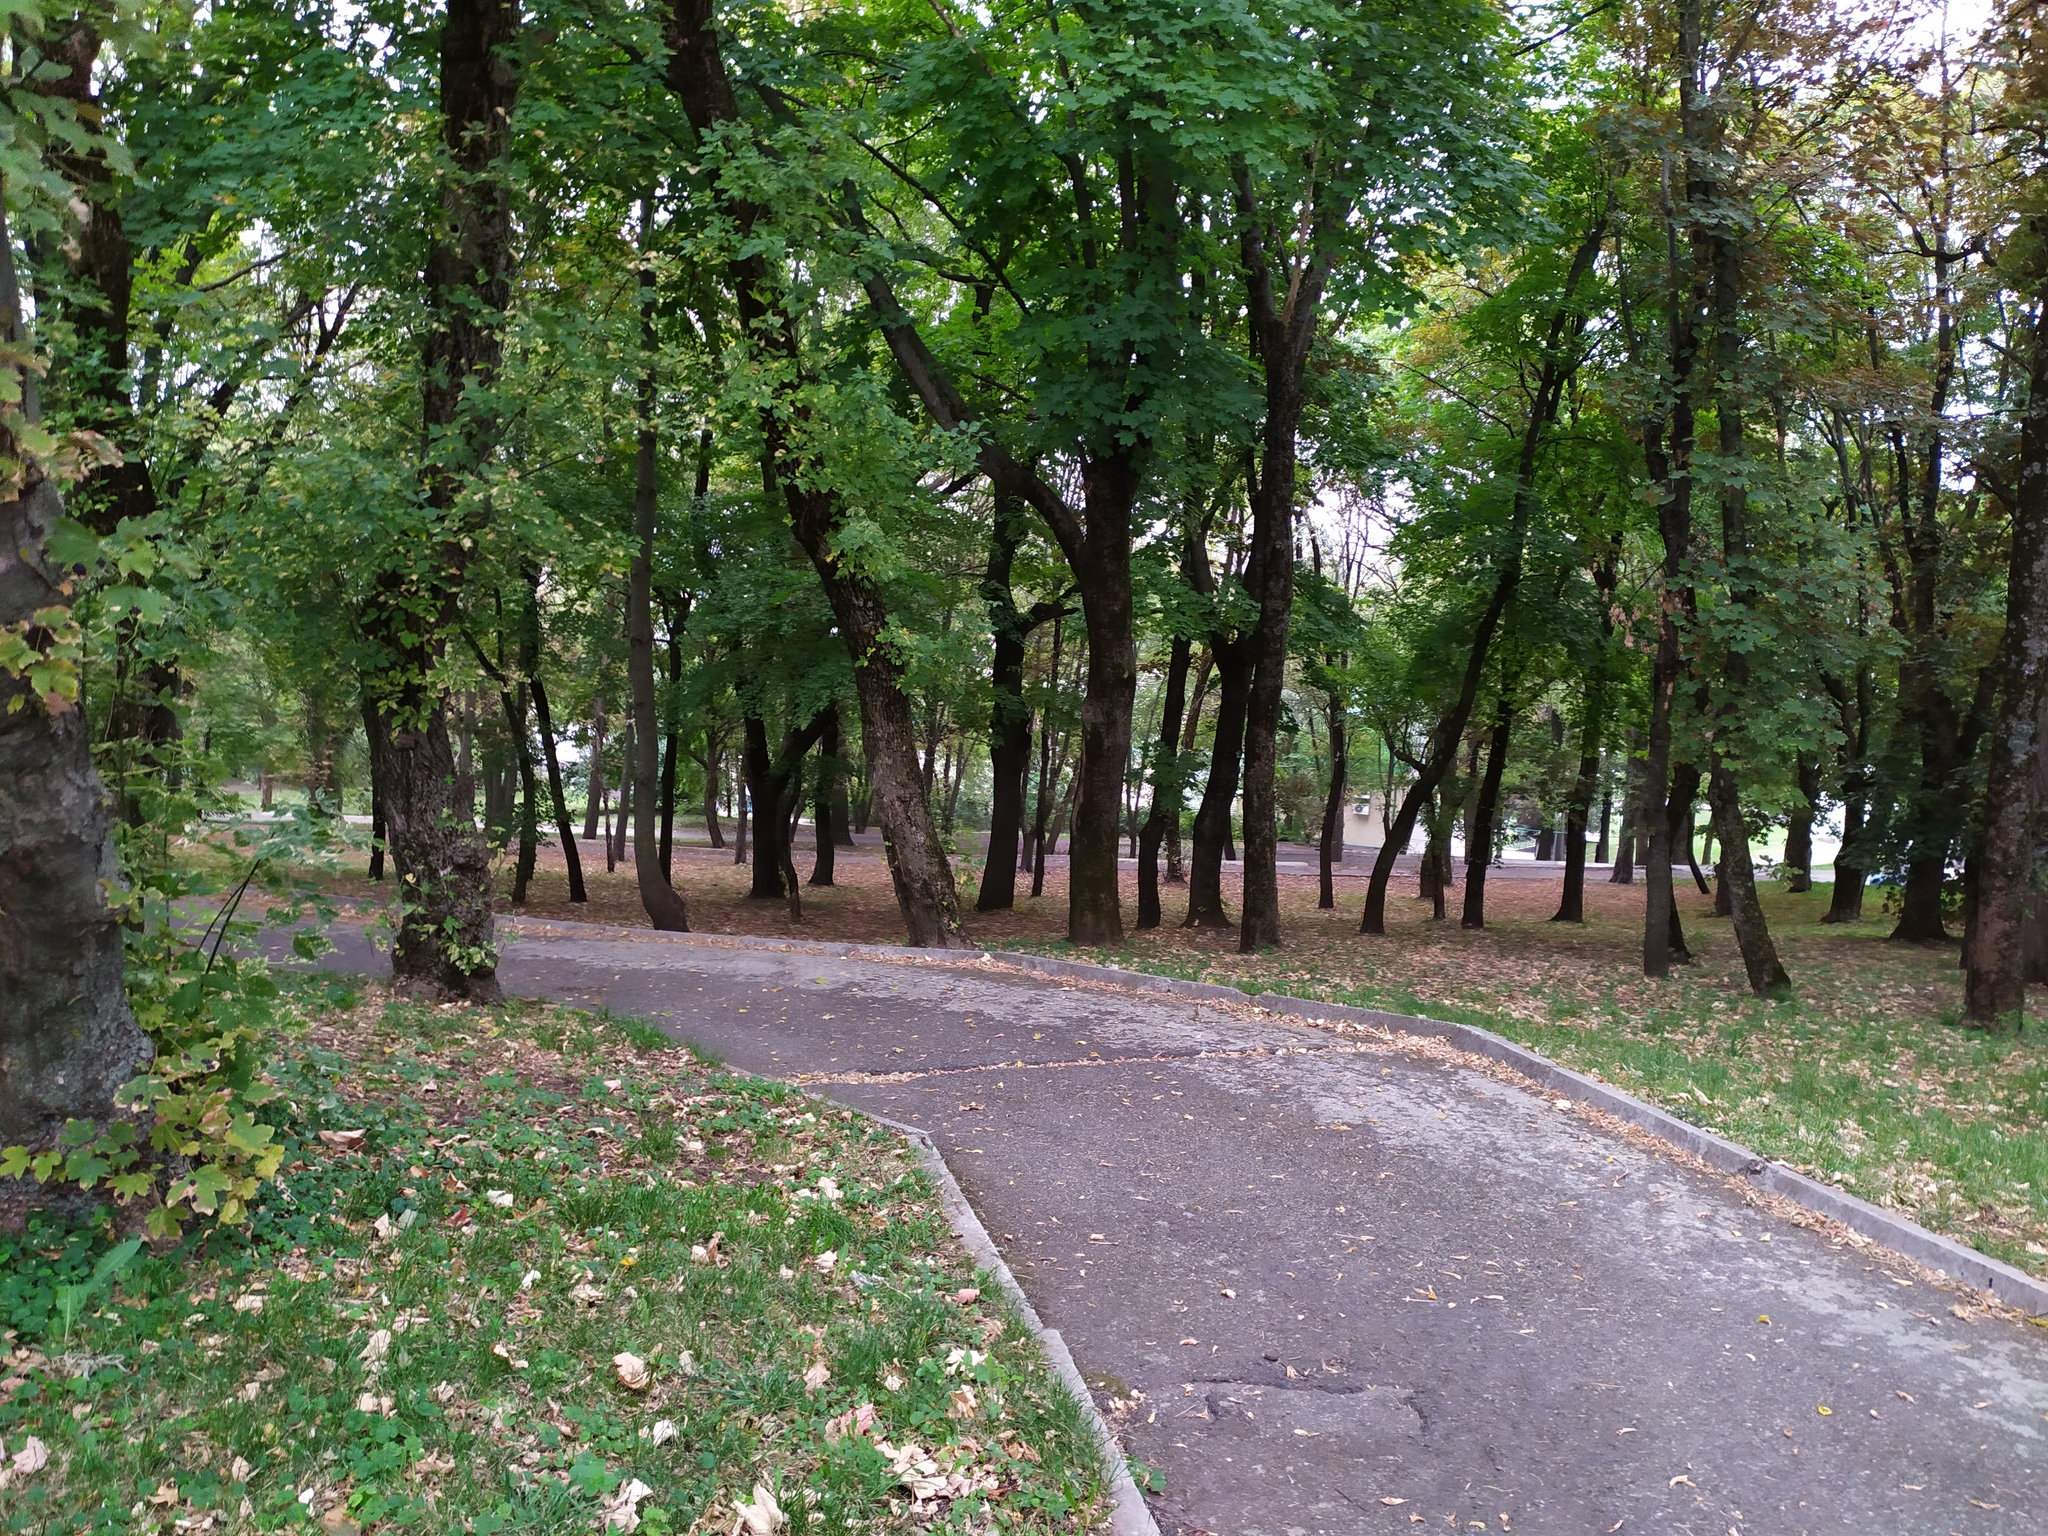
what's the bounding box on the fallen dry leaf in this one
[601,1478,654,1532]
[316,1130,366,1152]
[613,1353,652,1391]
[733,1482,784,1536]
[803,1359,830,1391]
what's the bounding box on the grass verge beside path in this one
[1009,883,2048,1285]
[0,983,1108,1535]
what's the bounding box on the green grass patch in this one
[0,987,1107,1534]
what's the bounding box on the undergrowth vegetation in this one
[0,985,1106,1534]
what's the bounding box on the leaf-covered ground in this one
[0,983,1108,1535]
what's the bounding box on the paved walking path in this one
[299,920,2046,1535]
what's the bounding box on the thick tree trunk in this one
[0,208,152,1196]
[1594,775,1613,865]
[1137,634,1193,929]
[1461,696,1514,930]
[1710,761,1791,996]
[733,781,748,865]
[1823,791,1868,923]
[1185,638,1253,928]
[1892,858,1952,943]
[362,0,519,999]
[1318,689,1347,911]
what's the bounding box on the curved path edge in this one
[857,1108,1161,1536]
[494,916,2048,1317]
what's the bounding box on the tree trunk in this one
[662,1,959,947]
[530,667,584,903]
[489,679,536,905]
[1710,762,1791,997]
[584,699,606,841]
[1028,616,1064,899]
[1461,695,1514,930]
[1185,638,1253,927]
[1823,791,1868,923]
[701,732,725,849]
[733,781,748,865]
[811,706,840,887]
[743,710,831,906]
[979,497,1057,912]
[361,689,388,881]
[1892,858,1952,943]
[628,230,689,932]
[1236,210,1323,953]
[1137,633,1193,928]
[1360,209,1606,936]
[1784,755,1819,894]
[1553,684,1603,923]
[0,194,153,1199]
[362,0,519,1001]
[1594,774,1613,865]
[610,724,634,876]
[1318,687,1347,911]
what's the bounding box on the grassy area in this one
[1009,879,2048,1282]
[0,983,1108,1534]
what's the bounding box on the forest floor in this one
[0,984,1107,1535]
[274,832,2048,1280]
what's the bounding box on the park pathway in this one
[303,919,2047,1535]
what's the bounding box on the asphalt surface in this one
[296,919,2048,1535]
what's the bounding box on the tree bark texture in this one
[1965,274,2048,1024]
[364,0,519,1000]
[1709,761,1791,996]
[0,295,152,1202]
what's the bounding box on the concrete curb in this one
[853,1108,1160,1536]
[493,920,2048,1313]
